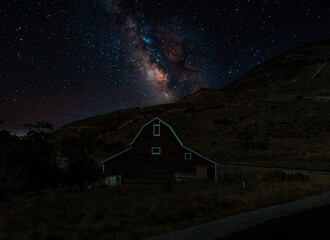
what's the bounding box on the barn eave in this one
[101,147,133,164]
[182,145,219,166]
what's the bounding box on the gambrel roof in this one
[129,117,183,146]
[102,117,218,166]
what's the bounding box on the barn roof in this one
[101,147,132,164]
[129,117,183,146]
[102,117,218,166]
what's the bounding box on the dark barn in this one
[102,117,219,185]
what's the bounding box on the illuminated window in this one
[185,153,191,160]
[151,147,161,155]
[153,122,160,136]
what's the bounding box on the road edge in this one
[145,191,330,240]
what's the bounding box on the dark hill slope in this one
[56,34,330,169]
[223,34,330,93]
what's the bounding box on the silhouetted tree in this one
[24,121,54,140]
[0,131,27,198]
[60,137,100,188]
[23,121,58,192]
[0,122,60,196]
[237,128,268,151]
[237,128,255,151]
[0,129,10,141]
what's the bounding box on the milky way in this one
[1,0,330,131]
[109,0,207,103]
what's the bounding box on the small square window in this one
[185,153,191,160]
[152,147,161,155]
[153,123,160,136]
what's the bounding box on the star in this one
[1,0,330,129]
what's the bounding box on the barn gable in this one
[102,117,217,166]
[102,117,219,182]
[129,117,183,146]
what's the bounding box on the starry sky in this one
[1,0,330,133]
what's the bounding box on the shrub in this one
[262,170,310,182]
[213,118,233,125]
[306,152,330,163]
[184,106,195,114]
[237,129,255,150]
[102,142,125,153]
[288,172,310,181]
[107,126,118,132]
[262,170,289,182]
[161,180,173,192]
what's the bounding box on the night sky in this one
[1,0,330,133]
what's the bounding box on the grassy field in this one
[1,169,330,240]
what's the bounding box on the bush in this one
[262,170,309,182]
[161,180,173,192]
[102,142,125,153]
[184,106,195,114]
[262,170,289,182]
[288,172,310,181]
[213,118,234,125]
[237,129,255,150]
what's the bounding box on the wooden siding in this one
[103,119,215,178]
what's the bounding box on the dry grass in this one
[1,170,330,240]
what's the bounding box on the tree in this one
[0,129,10,141]
[237,128,268,151]
[60,137,100,188]
[24,121,54,140]
[0,131,27,198]
[0,121,59,197]
[237,128,255,151]
[23,121,58,192]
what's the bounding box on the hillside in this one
[56,34,330,169]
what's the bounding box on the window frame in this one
[151,147,161,155]
[153,123,160,136]
[185,152,192,160]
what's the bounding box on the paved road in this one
[221,203,330,240]
[146,192,330,240]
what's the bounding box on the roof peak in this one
[129,117,183,146]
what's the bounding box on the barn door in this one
[207,167,215,180]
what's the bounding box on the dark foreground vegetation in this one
[0,122,100,199]
[0,169,329,240]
